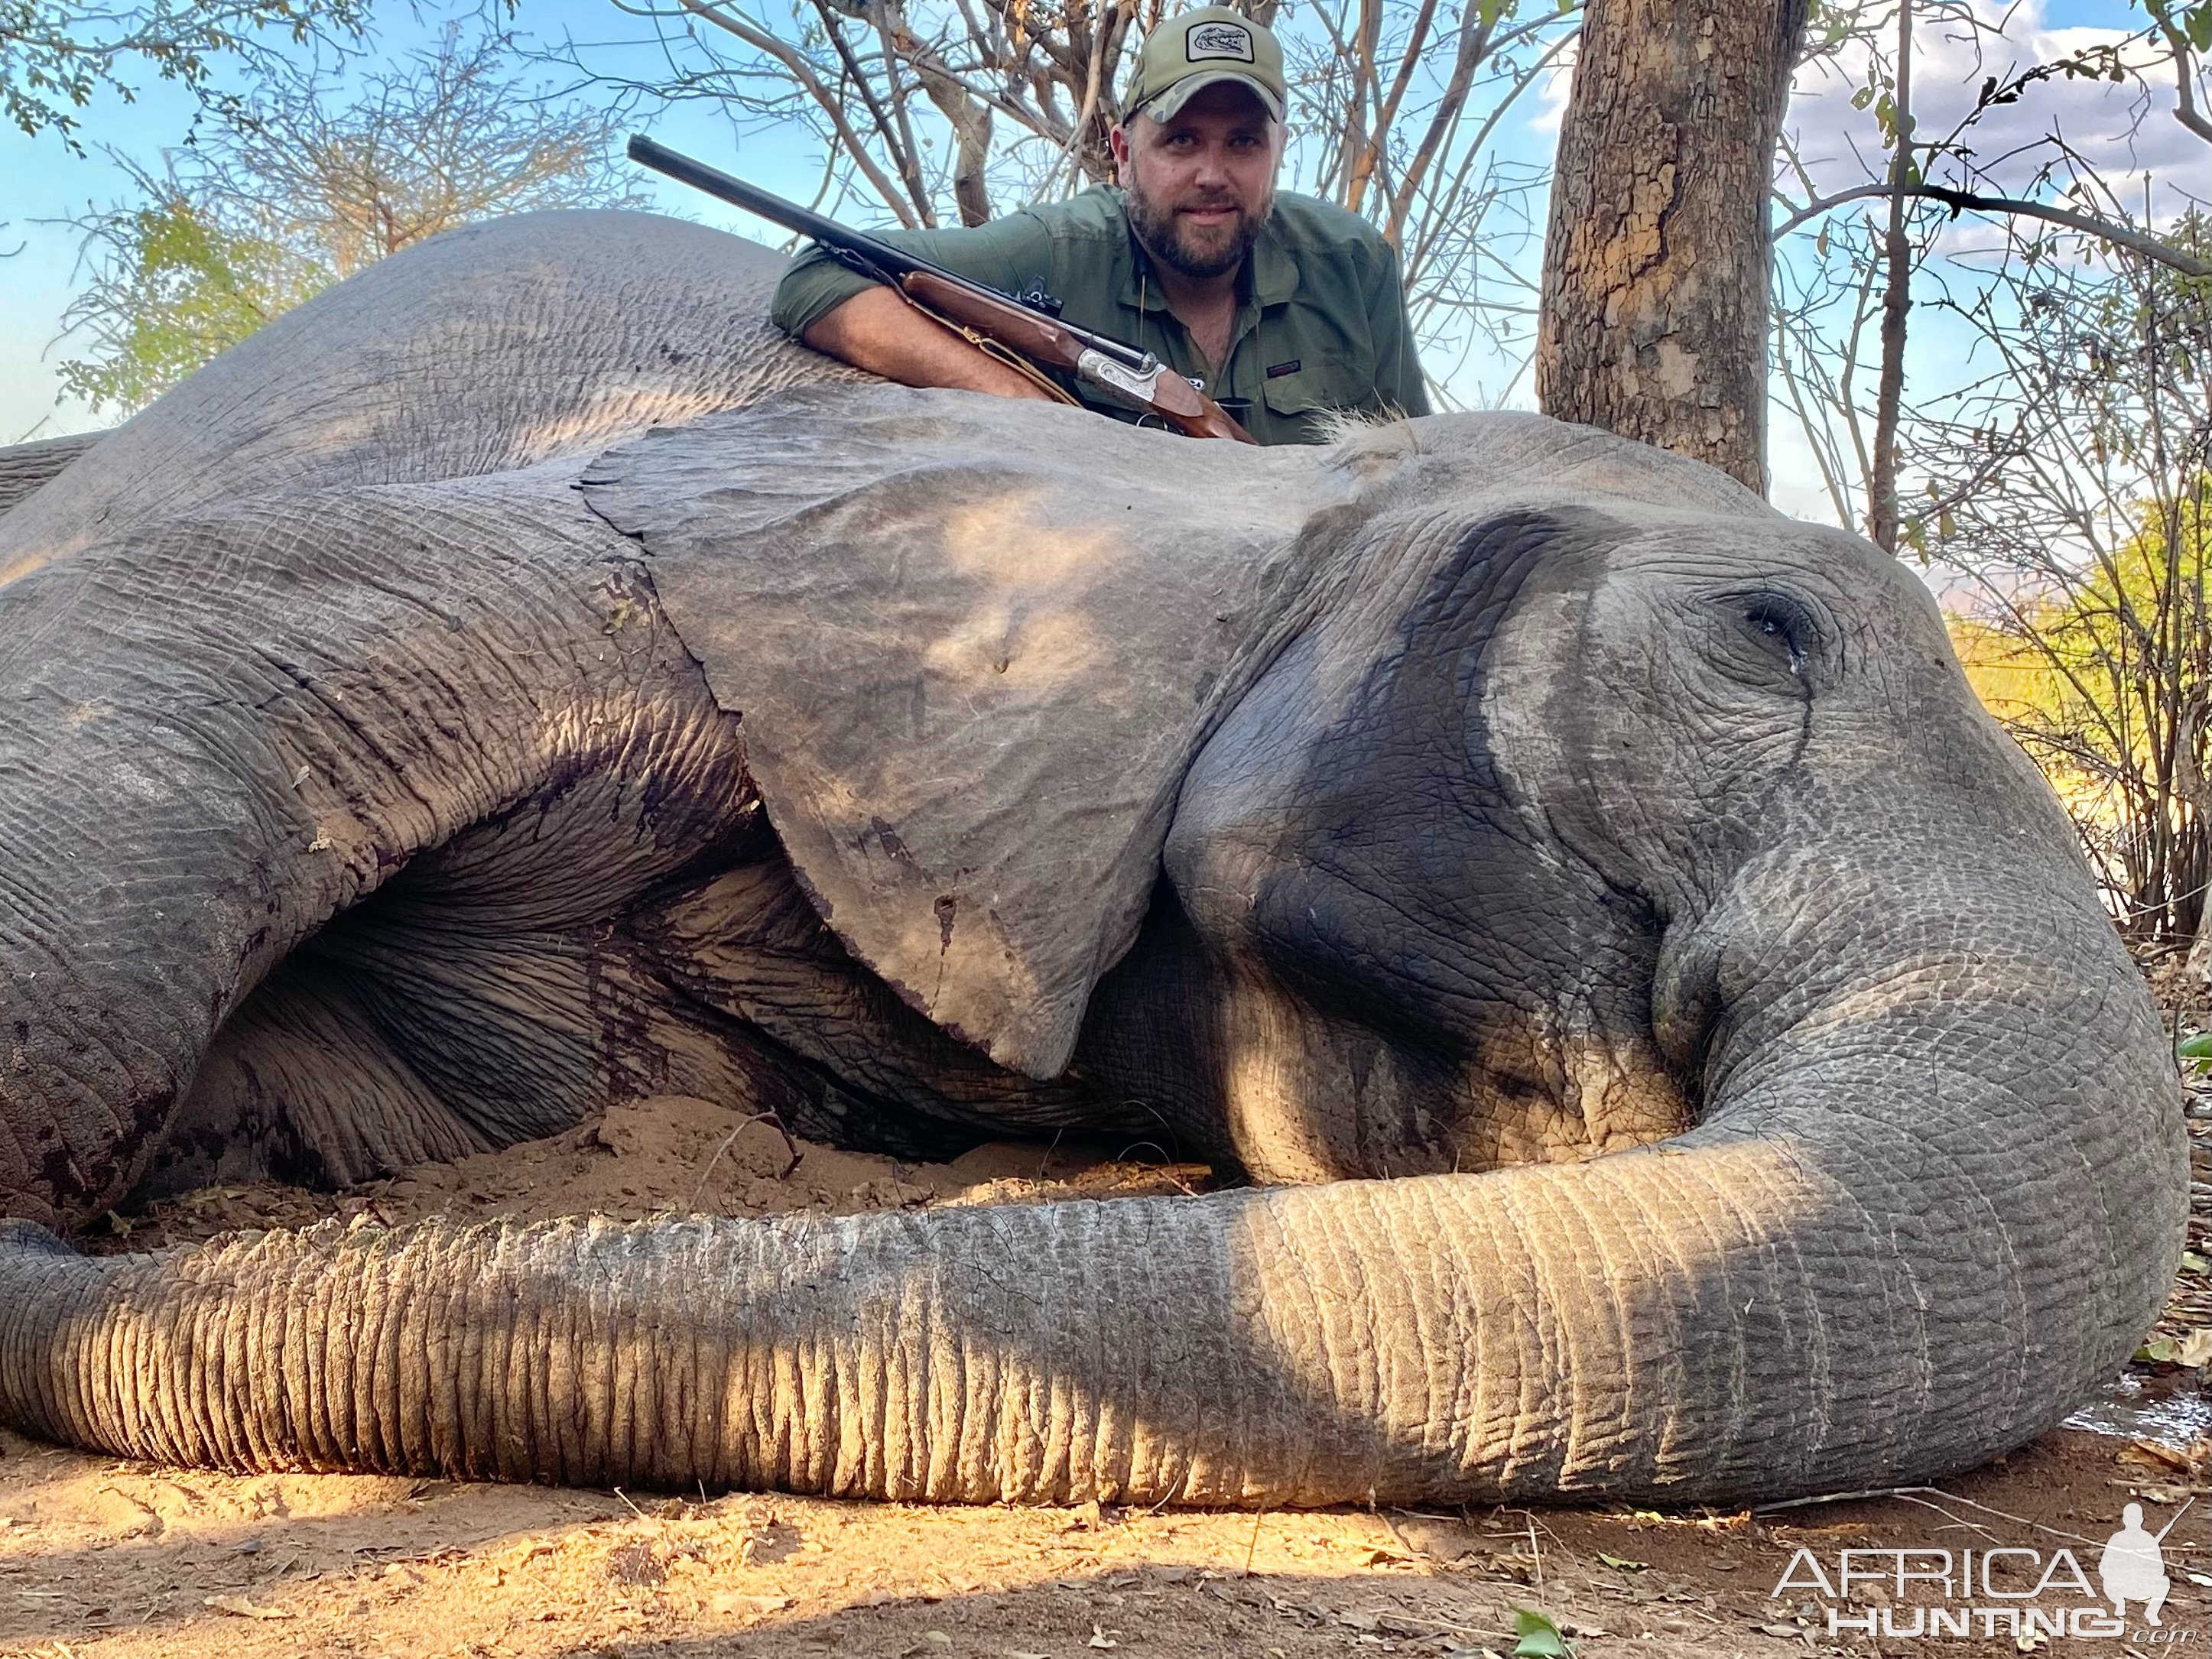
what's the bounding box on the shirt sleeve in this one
[769,246,879,340]
[769,212,1064,342]
[1366,241,1431,417]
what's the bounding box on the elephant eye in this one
[1746,603,1803,668]
[1710,589,1824,686]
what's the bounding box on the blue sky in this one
[0,0,2191,528]
[0,0,844,443]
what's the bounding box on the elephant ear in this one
[580,385,1349,1079]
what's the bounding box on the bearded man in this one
[768,6,1430,444]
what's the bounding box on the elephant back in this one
[0,211,857,586]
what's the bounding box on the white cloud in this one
[1528,36,1576,138]
[1780,0,2207,232]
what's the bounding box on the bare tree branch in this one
[1867,0,1912,553]
[2148,11,2212,148]
[1775,182,2212,278]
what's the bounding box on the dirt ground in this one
[4,1080,2210,1659]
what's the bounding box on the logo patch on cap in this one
[1187,20,1255,61]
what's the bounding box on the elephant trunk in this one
[0,882,2175,1505]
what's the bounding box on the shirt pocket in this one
[1259,354,1360,440]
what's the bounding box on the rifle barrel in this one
[629,137,912,282]
[627,135,1152,372]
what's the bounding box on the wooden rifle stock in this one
[627,135,1256,444]
[900,273,1255,443]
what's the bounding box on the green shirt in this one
[770,187,1431,446]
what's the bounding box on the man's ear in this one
[1109,121,1133,183]
[580,384,1353,1079]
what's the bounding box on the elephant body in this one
[0,210,2183,1507]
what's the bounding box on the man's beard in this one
[1125,176,1272,280]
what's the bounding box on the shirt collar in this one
[1109,189,1300,312]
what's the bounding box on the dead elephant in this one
[0,211,2183,1508]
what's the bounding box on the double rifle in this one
[629,135,1255,444]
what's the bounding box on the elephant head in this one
[0,211,2182,1508]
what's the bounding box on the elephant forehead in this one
[1596,515,1931,609]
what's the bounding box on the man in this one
[769,5,1430,445]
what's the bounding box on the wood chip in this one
[206,1594,293,1620]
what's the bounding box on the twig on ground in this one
[687,1109,802,1206]
[1379,1510,1427,1560]
[1754,1484,2099,1547]
[1143,1472,1189,1516]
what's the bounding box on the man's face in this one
[1111,82,1285,281]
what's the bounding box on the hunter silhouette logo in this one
[2100,1499,2187,1625]
[1187,21,1255,60]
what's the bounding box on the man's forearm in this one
[801,285,1056,401]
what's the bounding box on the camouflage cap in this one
[1123,7,1287,125]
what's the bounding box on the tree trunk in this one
[1536,0,1814,492]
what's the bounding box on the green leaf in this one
[1512,1608,1574,1659]
[1597,1552,1648,1572]
[2178,1032,2212,1059]
[2181,1252,2210,1274]
[2137,1337,2183,1364]
[2145,0,2212,49]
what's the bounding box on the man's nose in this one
[1190,142,1233,187]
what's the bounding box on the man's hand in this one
[802,286,1059,401]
